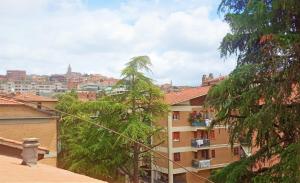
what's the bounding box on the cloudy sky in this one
[0,0,236,86]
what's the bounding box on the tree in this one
[206,1,300,183]
[56,56,168,183]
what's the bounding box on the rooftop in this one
[0,97,23,105]
[165,85,211,105]
[0,155,106,183]
[0,137,49,154]
[14,93,58,102]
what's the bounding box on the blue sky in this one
[0,0,235,86]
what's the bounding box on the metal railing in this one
[192,159,211,169]
[191,138,210,148]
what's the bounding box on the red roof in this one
[14,93,57,102]
[0,97,23,105]
[165,85,211,105]
[0,137,49,154]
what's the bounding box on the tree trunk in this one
[133,143,139,183]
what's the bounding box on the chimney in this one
[21,138,40,166]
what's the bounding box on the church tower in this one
[67,64,72,75]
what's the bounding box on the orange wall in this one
[173,131,193,147]
[172,111,190,127]
[173,147,239,169]
[154,152,169,168]
[173,151,194,169]
[210,128,230,145]
[210,147,239,165]
[0,119,57,152]
[0,105,49,117]
[186,170,211,183]
[0,105,57,166]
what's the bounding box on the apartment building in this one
[6,70,26,81]
[153,83,240,183]
[0,81,67,94]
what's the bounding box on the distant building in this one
[0,81,67,94]
[6,70,26,81]
[202,74,226,86]
[67,64,72,76]
[77,91,97,101]
[49,74,66,83]
[0,75,6,81]
[65,64,82,80]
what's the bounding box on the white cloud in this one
[0,0,235,85]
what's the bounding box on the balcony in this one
[191,121,206,127]
[192,159,211,169]
[191,138,210,148]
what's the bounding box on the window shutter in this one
[174,153,181,161]
[211,150,215,158]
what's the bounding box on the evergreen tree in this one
[207,0,300,182]
[57,56,168,182]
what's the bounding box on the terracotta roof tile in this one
[165,85,211,105]
[0,97,24,105]
[0,137,49,154]
[14,93,58,102]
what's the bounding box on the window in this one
[174,153,181,161]
[172,111,180,120]
[37,102,42,109]
[201,150,208,158]
[194,131,197,138]
[172,132,180,141]
[210,130,215,140]
[211,150,215,158]
[194,152,198,159]
[234,147,240,156]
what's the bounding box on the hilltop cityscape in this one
[0,1,299,183]
[0,65,120,96]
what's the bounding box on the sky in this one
[0,0,236,86]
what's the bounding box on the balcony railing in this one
[191,138,210,148]
[191,119,212,127]
[192,159,211,169]
[191,121,206,127]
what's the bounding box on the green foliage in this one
[207,0,300,182]
[57,56,168,182]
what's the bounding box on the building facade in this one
[0,96,58,166]
[6,70,26,81]
[153,84,240,183]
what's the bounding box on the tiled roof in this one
[0,155,106,183]
[0,137,49,154]
[14,93,58,102]
[0,97,23,105]
[165,85,211,105]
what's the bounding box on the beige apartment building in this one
[0,96,58,166]
[153,80,240,183]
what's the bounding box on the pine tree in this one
[207,1,300,182]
